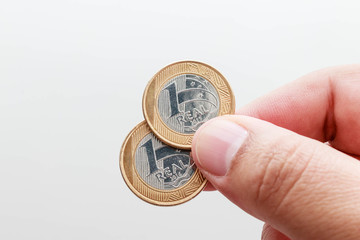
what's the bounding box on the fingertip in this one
[191,117,221,167]
[192,117,248,176]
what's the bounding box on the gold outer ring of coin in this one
[119,121,207,206]
[142,60,235,150]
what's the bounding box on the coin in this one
[143,61,235,149]
[120,121,207,206]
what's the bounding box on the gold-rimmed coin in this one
[143,61,235,149]
[120,121,207,206]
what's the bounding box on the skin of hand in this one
[191,65,360,240]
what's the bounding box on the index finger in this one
[236,65,360,156]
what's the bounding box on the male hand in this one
[192,65,360,240]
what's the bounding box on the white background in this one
[1,0,360,239]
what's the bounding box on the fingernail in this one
[193,119,248,176]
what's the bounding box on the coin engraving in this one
[157,74,219,134]
[135,132,195,190]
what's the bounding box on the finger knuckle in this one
[253,137,315,214]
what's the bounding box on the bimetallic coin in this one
[120,121,207,206]
[143,61,235,149]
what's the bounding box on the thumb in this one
[192,115,360,240]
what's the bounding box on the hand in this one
[191,65,360,240]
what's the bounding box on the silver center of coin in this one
[135,133,196,190]
[157,74,220,134]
